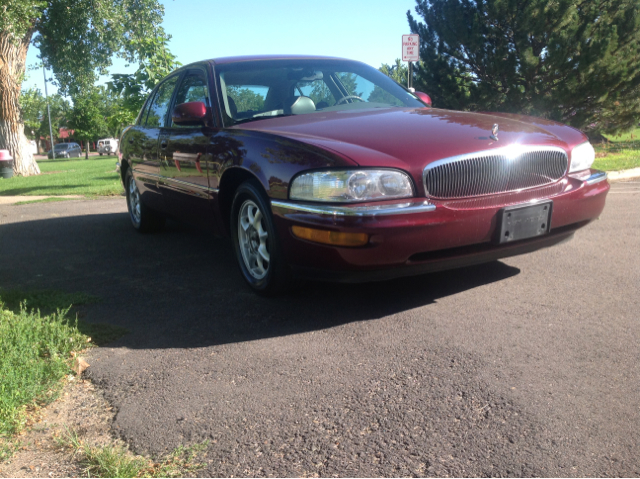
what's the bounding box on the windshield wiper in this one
[233,112,292,125]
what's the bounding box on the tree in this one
[380,59,409,86]
[107,34,180,120]
[0,0,171,176]
[18,87,46,142]
[92,84,138,140]
[370,59,411,105]
[105,103,136,141]
[38,93,70,148]
[67,87,108,159]
[408,0,640,136]
[306,81,333,106]
[19,87,70,151]
[226,86,265,113]
[336,72,363,98]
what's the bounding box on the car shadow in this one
[0,211,520,349]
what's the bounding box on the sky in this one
[23,0,420,96]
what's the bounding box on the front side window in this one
[172,71,210,127]
[175,72,208,104]
[216,59,423,126]
[146,76,179,128]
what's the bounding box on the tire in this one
[125,168,165,233]
[99,153,103,156]
[231,180,292,295]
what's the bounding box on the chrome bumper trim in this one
[585,170,608,185]
[271,200,436,217]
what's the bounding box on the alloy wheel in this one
[238,199,271,279]
[128,176,141,225]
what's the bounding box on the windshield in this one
[215,59,425,126]
[54,144,69,150]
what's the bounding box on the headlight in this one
[290,169,414,202]
[569,142,595,173]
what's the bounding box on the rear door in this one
[129,75,180,212]
[160,67,218,230]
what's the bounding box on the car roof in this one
[167,56,367,81]
[204,54,354,65]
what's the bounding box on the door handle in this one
[160,140,168,149]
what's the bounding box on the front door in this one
[160,69,218,230]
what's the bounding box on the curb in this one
[0,195,83,206]
[606,167,640,182]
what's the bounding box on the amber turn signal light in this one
[292,226,369,247]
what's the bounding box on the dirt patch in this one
[0,378,115,478]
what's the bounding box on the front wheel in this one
[125,169,165,233]
[231,180,291,295]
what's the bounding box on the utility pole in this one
[43,66,55,153]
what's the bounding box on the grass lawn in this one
[604,127,640,143]
[594,128,640,171]
[0,288,206,476]
[59,430,208,478]
[0,156,122,197]
[0,288,128,460]
[0,291,92,439]
[593,148,640,171]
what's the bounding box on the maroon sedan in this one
[119,55,609,294]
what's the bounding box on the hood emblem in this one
[490,124,499,141]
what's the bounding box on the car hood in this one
[233,107,587,172]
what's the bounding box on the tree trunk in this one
[85,140,89,159]
[0,29,40,176]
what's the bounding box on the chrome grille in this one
[423,146,568,199]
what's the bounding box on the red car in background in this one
[118,55,609,294]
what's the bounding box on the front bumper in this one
[271,170,609,282]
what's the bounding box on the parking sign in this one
[402,34,420,61]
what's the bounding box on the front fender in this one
[212,129,358,200]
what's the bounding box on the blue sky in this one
[24,0,419,96]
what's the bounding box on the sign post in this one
[402,34,420,90]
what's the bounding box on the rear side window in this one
[137,95,153,126]
[145,76,179,128]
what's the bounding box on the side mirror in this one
[414,91,432,107]
[172,101,208,126]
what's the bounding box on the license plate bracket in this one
[497,201,552,244]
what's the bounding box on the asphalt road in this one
[0,182,638,477]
